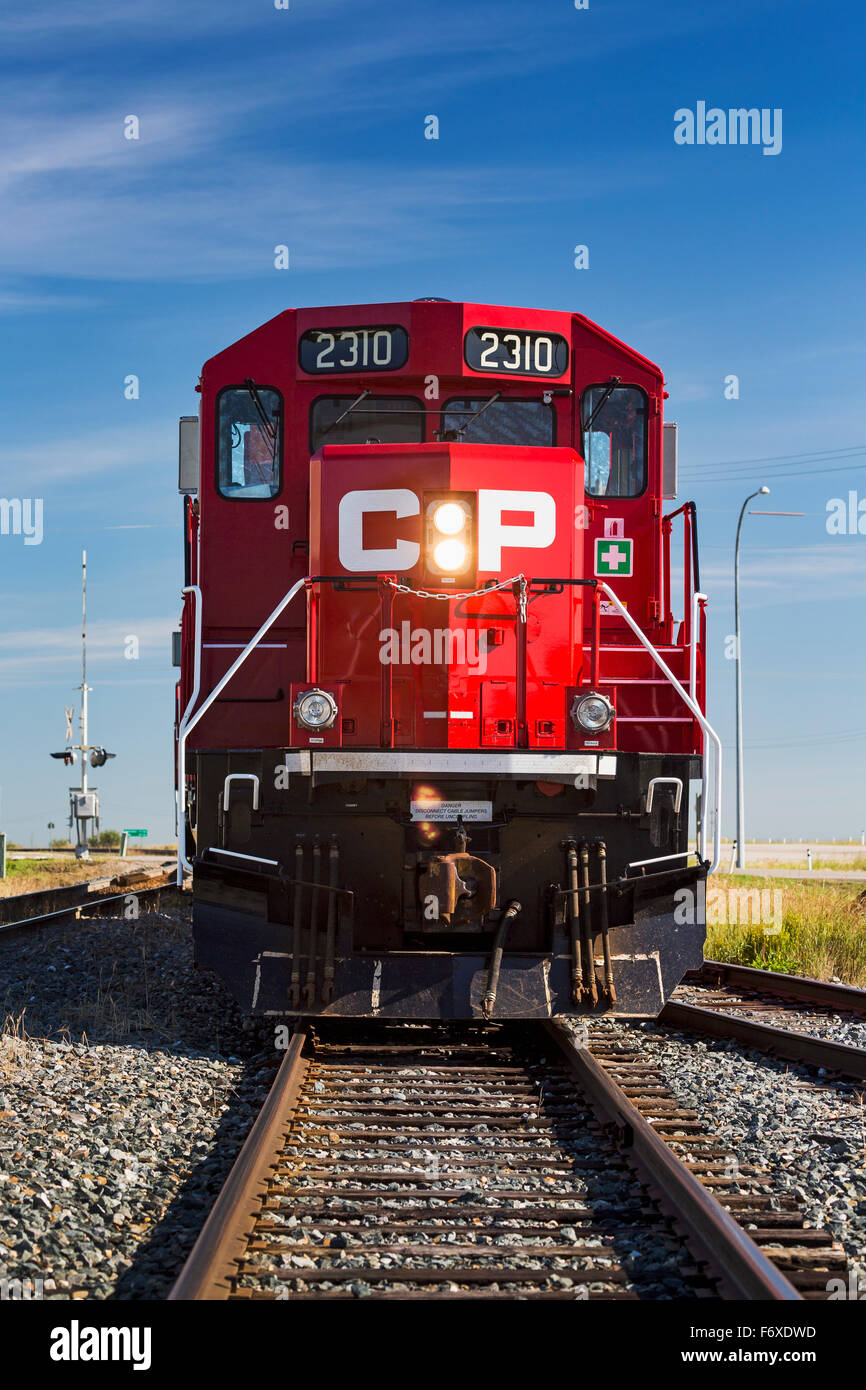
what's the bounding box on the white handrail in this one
[176,585,201,885]
[691,590,708,860]
[598,580,722,874]
[176,577,308,885]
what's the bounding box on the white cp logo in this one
[338,488,556,572]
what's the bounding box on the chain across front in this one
[382,573,528,621]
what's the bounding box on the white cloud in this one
[0,424,173,483]
[0,615,176,687]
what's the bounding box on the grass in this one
[736,857,866,872]
[706,874,866,985]
[0,855,156,898]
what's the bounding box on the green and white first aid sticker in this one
[594,537,633,577]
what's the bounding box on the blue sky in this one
[1,0,864,844]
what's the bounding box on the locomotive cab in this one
[175,300,719,1020]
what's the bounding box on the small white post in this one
[806,847,812,871]
[729,840,737,873]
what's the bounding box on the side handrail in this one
[176,577,308,885]
[176,585,202,883]
[663,500,699,646]
[691,589,709,861]
[597,580,722,874]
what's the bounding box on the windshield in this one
[581,386,647,497]
[216,386,281,499]
[310,396,424,450]
[441,397,555,446]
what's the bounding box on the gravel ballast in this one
[674,982,866,1050]
[4,907,866,1301]
[0,900,278,1299]
[563,1016,866,1294]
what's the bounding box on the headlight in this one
[433,538,466,571]
[425,495,474,578]
[294,688,338,731]
[432,502,465,535]
[571,691,615,733]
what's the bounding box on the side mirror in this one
[179,416,199,494]
[663,421,678,500]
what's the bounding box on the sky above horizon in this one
[1,0,864,844]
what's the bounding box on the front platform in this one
[192,886,706,1019]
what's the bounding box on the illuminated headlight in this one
[571,692,615,733]
[294,688,338,731]
[433,538,466,571]
[432,502,465,535]
[425,495,473,577]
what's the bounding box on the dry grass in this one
[707,875,866,985]
[756,857,866,872]
[0,855,158,898]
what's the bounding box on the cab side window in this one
[581,386,647,497]
[217,386,282,499]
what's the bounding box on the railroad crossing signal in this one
[595,537,633,577]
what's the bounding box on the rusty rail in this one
[544,1021,803,1301]
[169,1030,308,1300]
[690,959,866,1015]
[660,1000,866,1082]
[169,1021,846,1301]
[0,871,178,938]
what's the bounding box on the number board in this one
[464,326,569,378]
[299,325,409,374]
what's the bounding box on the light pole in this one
[734,486,769,869]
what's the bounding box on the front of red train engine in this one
[185,300,710,1020]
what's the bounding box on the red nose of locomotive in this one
[296,440,586,753]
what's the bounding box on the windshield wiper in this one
[318,389,371,439]
[244,378,277,444]
[581,376,622,435]
[456,391,502,437]
[434,392,504,441]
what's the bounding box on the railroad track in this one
[0,869,179,939]
[662,960,866,1081]
[170,1020,844,1302]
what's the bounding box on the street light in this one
[734,486,769,869]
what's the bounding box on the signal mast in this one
[49,551,115,859]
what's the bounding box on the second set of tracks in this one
[170,1019,846,1302]
[662,959,866,1081]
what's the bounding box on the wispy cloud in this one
[0,0,721,286]
[0,424,173,483]
[699,544,866,607]
[0,615,175,687]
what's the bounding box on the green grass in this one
[706,874,866,984]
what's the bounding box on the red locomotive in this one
[174,299,720,1019]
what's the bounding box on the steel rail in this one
[169,1020,834,1302]
[543,1020,802,1301]
[659,1000,866,1082]
[0,874,178,938]
[169,1029,308,1301]
[693,959,866,1014]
